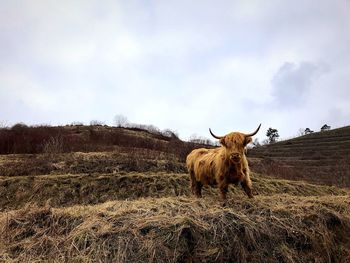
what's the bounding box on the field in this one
[1,125,350,262]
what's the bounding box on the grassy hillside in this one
[1,180,349,262]
[249,126,350,187]
[1,124,350,262]
[1,172,348,211]
[0,124,206,159]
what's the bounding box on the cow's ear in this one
[220,137,226,147]
[244,136,252,146]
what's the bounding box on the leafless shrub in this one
[90,120,105,126]
[114,114,129,127]
[162,129,179,139]
[188,134,215,146]
[42,136,64,155]
[11,122,28,131]
[70,121,84,126]
[0,120,9,129]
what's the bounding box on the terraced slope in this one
[1,172,348,211]
[248,126,350,187]
[1,125,350,262]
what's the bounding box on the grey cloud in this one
[271,62,329,108]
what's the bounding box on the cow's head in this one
[209,124,261,163]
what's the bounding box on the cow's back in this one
[186,148,209,171]
[186,147,222,183]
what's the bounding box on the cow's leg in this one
[241,175,254,198]
[194,181,203,198]
[189,170,202,198]
[189,170,196,195]
[219,183,228,206]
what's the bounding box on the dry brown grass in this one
[1,167,350,262]
[1,195,350,262]
[1,172,348,212]
[0,149,186,177]
[250,157,350,187]
[1,125,350,262]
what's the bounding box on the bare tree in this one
[189,134,215,146]
[114,114,129,127]
[0,120,9,129]
[42,135,64,155]
[90,120,104,126]
[162,129,179,139]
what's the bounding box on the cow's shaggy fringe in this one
[1,195,350,262]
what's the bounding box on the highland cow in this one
[186,124,261,205]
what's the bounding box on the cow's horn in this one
[209,128,223,139]
[245,124,261,137]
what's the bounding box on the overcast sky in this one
[1,0,349,141]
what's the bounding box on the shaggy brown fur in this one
[186,125,261,205]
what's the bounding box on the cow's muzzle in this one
[230,153,241,162]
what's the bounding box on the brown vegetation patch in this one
[1,196,350,262]
[0,125,208,161]
[0,150,186,177]
[1,172,348,211]
[250,157,350,187]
